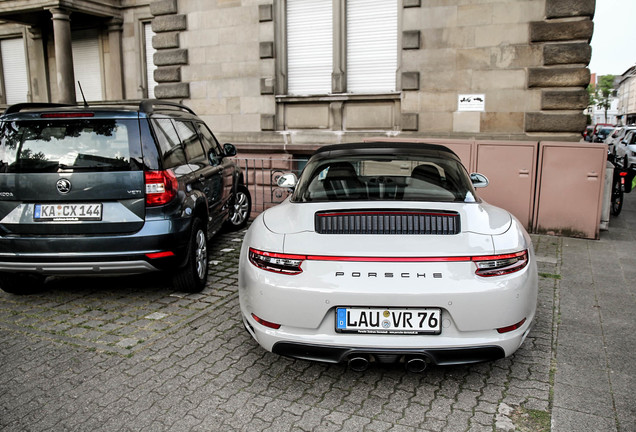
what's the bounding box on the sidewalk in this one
[551,191,636,431]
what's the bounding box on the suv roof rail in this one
[3,102,76,115]
[139,99,196,115]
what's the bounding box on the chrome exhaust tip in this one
[405,356,428,373]
[348,355,370,372]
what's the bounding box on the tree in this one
[592,75,615,123]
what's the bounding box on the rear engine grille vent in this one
[315,210,460,235]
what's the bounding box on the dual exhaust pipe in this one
[347,354,428,373]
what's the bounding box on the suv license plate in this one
[336,307,441,335]
[34,203,102,221]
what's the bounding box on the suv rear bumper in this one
[0,260,157,274]
[0,218,192,276]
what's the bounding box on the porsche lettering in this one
[334,272,443,279]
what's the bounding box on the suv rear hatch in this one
[0,114,146,235]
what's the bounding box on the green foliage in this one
[588,75,616,123]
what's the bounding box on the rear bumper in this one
[0,260,157,274]
[270,340,505,366]
[0,218,192,275]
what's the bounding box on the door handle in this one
[518,169,530,177]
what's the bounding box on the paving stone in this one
[1,199,633,432]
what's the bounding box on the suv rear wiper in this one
[58,162,127,171]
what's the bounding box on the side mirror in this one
[277,173,297,189]
[223,143,237,157]
[470,173,489,188]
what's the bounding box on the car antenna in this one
[77,81,89,107]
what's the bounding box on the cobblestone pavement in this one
[0,229,561,432]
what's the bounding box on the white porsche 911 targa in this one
[239,142,538,372]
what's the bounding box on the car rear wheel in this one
[0,273,45,295]
[611,176,624,216]
[225,185,251,231]
[172,218,208,293]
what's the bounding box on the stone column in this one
[106,18,124,100]
[50,8,76,104]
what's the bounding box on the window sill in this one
[276,93,400,103]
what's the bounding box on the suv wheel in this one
[225,185,251,231]
[172,218,208,293]
[0,273,45,295]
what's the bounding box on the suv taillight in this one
[145,170,178,206]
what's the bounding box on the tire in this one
[611,177,623,216]
[172,218,208,293]
[225,185,251,231]
[0,273,45,295]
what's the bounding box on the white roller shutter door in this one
[144,23,157,98]
[287,0,333,95]
[346,0,397,93]
[1,38,29,104]
[72,29,103,101]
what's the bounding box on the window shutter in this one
[144,23,157,98]
[1,38,29,104]
[287,0,333,95]
[346,0,397,93]
[72,29,103,102]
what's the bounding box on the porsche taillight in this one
[473,250,529,277]
[145,170,178,206]
[248,248,305,275]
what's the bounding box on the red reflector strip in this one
[146,251,175,259]
[251,313,281,329]
[249,249,528,264]
[497,318,527,334]
[40,113,95,118]
[305,255,471,262]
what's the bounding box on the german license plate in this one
[336,307,441,335]
[34,203,102,221]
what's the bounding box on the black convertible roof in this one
[313,142,461,161]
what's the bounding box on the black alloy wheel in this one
[172,218,208,293]
[225,185,251,231]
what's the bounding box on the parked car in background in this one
[615,129,636,169]
[239,142,538,371]
[0,100,251,294]
[593,126,615,143]
[607,126,636,156]
[583,125,594,142]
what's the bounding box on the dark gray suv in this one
[0,100,251,294]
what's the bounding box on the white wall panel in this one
[1,37,29,104]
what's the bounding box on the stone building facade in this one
[616,66,636,125]
[0,0,595,146]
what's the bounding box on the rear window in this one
[0,119,140,173]
[292,154,477,203]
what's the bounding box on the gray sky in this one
[589,0,636,77]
